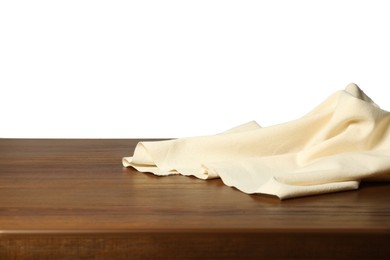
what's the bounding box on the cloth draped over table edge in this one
[123,83,390,199]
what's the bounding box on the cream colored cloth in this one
[123,83,390,199]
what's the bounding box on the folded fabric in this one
[123,83,390,199]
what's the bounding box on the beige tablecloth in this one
[123,83,390,199]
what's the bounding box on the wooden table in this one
[0,139,389,259]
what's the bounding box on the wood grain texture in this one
[0,139,389,259]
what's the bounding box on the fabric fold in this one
[123,83,390,199]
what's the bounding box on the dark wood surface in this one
[0,139,389,259]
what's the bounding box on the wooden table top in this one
[1,138,389,259]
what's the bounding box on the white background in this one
[1,0,389,138]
